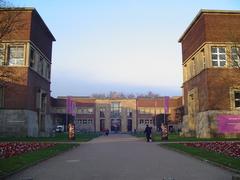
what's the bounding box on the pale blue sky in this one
[13,0,240,97]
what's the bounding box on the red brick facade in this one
[180,11,240,62]
[0,8,55,111]
[179,10,240,137]
[0,8,55,137]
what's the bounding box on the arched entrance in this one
[111,119,121,132]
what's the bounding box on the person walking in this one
[144,125,152,142]
[105,128,109,136]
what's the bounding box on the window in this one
[211,47,226,67]
[100,108,105,118]
[29,48,35,68]
[38,57,44,75]
[88,119,92,124]
[78,108,94,114]
[0,44,4,65]
[41,93,47,113]
[231,47,240,66]
[8,45,24,66]
[127,108,132,118]
[139,119,144,124]
[201,49,206,69]
[111,102,121,117]
[192,58,195,75]
[139,108,146,114]
[145,120,149,124]
[83,119,87,124]
[0,86,3,108]
[87,108,93,114]
[46,63,51,79]
[234,91,240,108]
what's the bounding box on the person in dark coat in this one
[144,125,152,142]
[105,129,109,136]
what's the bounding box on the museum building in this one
[51,96,183,133]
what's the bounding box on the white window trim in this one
[8,44,25,66]
[211,47,226,67]
[230,87,240,110]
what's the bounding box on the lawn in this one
[0,143,78,178]
[152,132,240,142]
[162,143,240,171]
[0,132,100,142]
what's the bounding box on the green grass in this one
[152,132,240,142]
[0,143,78,178]
[162,143,240,171]
[0,132,100,142]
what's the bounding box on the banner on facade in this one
[66,96,76,117]
[217,115,240,133]
[164,96,169,114]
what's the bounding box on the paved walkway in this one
[7,134,237,180]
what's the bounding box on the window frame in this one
[234,91,240,109]
[231,47,240,67]
[0,44,5,66]
[8,45,25,66]
[211,47,226,67]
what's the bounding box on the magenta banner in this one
[66,97,76,117]
[164,96,169,114]
[217,115,240,133]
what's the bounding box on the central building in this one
[51,96,183,133]
[95,99,136,132]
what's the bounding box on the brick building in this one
[51,96,183,133]
[179,10,240,138]
[0,8,55,136]
[136,97,183,132]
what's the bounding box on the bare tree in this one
[0,1,27,109]
[91,93,106,98]
[225,31,240,68]
[137,91,160,98]
[0,0,25,88]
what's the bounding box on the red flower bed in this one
[183,142,240,158]
[0,142,56,159]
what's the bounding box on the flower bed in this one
[0,142,56,159]
[183,142,240,158]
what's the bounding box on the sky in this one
[12,0,240,97]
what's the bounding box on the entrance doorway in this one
[100,119,105,131]
[127,119,132,132]
[111,119,121,132]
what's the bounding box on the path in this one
[7,134,237,180]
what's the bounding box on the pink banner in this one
[217,115,240,133]
[164,96,169,114]
[66,97,76,117]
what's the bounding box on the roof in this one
[178,9,240,43]
[0,7,56,41]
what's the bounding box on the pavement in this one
[6,134,238,180]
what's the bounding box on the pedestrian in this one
[105,128,109,136]
[144,124,152,142]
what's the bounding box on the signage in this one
[164,96,169,114]
[66,96,76,117]
[217,115,240,133]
